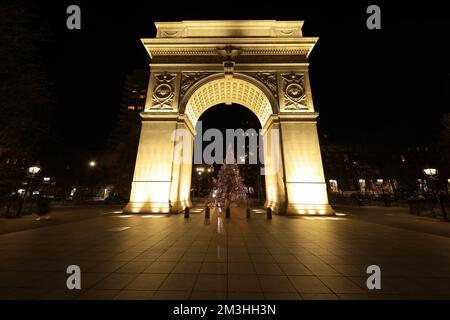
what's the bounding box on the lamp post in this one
[195,166,204,197]
[16,165,41,217]
[88,160,97,199]
[423,168,448,221]
[377,179,388,207]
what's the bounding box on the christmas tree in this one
[216,146,247,207]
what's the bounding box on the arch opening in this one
[191,103,266,203]
[184,76,274,128]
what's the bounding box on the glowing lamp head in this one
[423,168,437,177]
[28,166,41,175]
[43,177,51,182]
[89,161,96,167]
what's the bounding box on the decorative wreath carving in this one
[281,73,308,110]
[151,73,176,109]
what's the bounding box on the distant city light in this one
[27,166,41,175]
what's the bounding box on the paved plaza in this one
[1,205,450,300]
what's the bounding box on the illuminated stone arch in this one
[180,73,277,128]
[124,20,334,216]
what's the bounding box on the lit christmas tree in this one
[217,146,247,207]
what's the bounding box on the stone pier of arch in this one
[124,20,334,216]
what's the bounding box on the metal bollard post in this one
[246,208,251,219]
[267,207,272,219]
[226,207,230,219]
[205,206,210,219]
[184,206,190,218]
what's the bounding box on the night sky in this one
[36,1,450,154]
[197,104,262,160]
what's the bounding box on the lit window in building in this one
[128,106,135,110]
[139,94,146,99]
[329,179,339,193]
[136,106,143,110]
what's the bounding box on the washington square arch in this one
[124,20,334,216]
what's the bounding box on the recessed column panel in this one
[124,116,178,213]
[280,116,333,215]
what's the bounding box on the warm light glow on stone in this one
[185,77,272,128]
[124,20,334,215]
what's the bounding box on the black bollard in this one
[226,206,231,219]
[267,207,272,219]
[184,206,190,218]
[246,208,251,219]
[205,206,210,219]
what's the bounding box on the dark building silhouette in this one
[321,143,448,199]
[104,69,149,199]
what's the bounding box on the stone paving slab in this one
[0,206,450,300]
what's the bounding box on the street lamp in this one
[377,179,388,207]
[423,168,437,177]
[195,166,205,197]
[87,161,98,199]
[28,166,41,175]
[16,165,41,217]
[423,168,448,221]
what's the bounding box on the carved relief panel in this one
[150,73,177,110]
[247,72,278,98]
[281,73,308,111]
[180,72,213,98]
